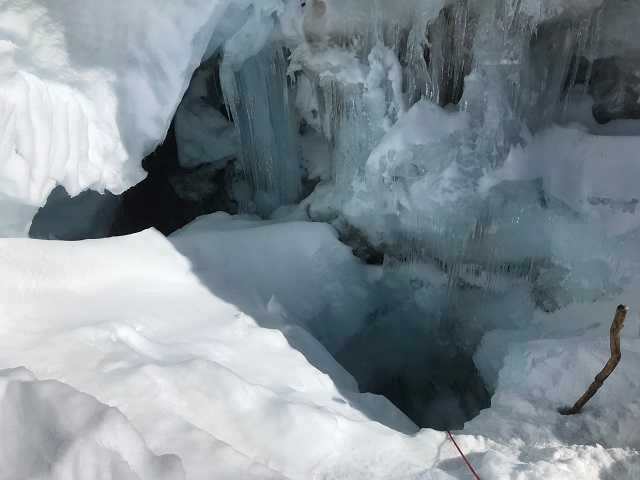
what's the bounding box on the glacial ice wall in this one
[280,0,640,425]
[299,5,637,254]
[3,0,638,232]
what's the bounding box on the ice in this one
[2,0,638,236]
[275,1,640,437]
[221,44,302,214]
[489,125,640,230]
[292,0,640,287]
[6,0,636,234]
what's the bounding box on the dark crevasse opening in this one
[30,53,243,241]
[30,123,237,240]
[335,305,491,430]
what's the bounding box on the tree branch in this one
[560,304,629,415]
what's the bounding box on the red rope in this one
[446,431,482,480]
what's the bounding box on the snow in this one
[0,367,183,480]
[0,0,302,235]
[0,224,422,479]
[2,0,640,478]
[172,213,374,355]
[1,217,640,478]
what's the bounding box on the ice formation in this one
[2,0,640,478]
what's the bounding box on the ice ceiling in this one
[2,0,640,428]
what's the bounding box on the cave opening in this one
[30,123,238,240]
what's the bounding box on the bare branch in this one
[560,304,629,415]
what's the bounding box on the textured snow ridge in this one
[0,367,183,480]
[1,221,639,479]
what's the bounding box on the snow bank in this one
[1,220,639,478]
[0,367,183,480]
[171,213,375,353]
[0,0,213,198]
[0,225,428,479]
[468,318,640,477]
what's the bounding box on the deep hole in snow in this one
[336,309,491,430]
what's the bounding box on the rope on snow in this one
[446,430,482,480]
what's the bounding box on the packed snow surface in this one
[1,216,639,479]
[0,367,183,480]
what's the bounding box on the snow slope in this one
[1,216,639,479]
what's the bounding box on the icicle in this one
[426,0,473,107]
[222,44,302,215]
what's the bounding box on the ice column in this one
[223,44,302,215]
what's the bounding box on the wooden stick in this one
[560,304,629,415]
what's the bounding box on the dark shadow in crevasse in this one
[30,123,237,241]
